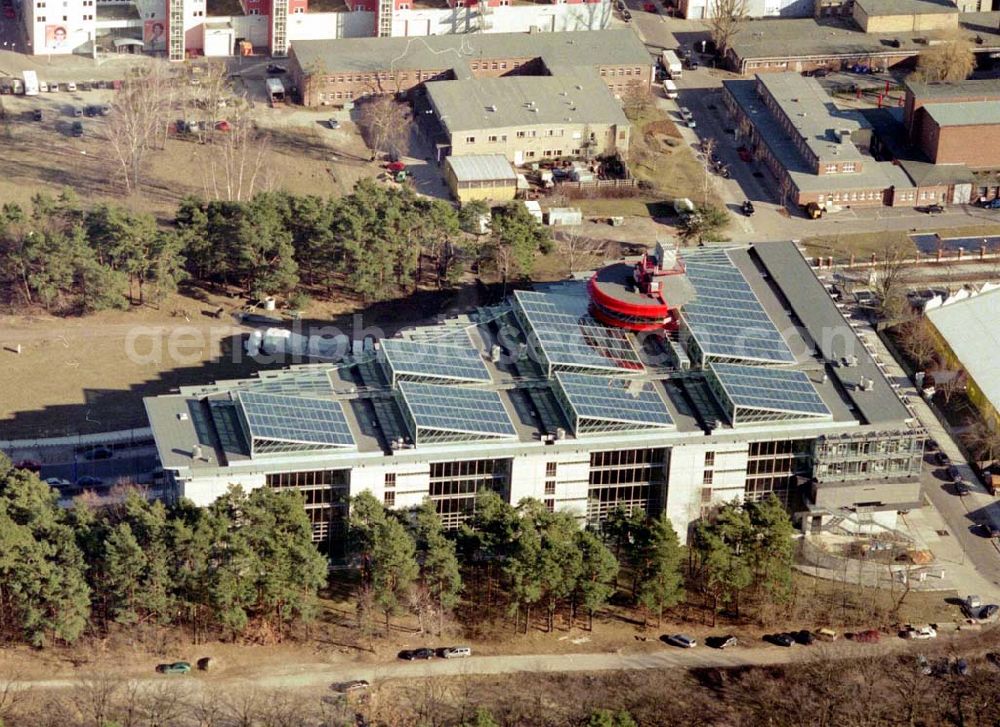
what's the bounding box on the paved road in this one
[18,639,915,692]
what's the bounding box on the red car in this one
[215,120,231,132]
[2,7,15,18]
[643,2,658,11]
[853,629,880,643]
[737,147,753,163]
[386,161,406,173]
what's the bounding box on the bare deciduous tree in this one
[709,0,749,59]
[872,240,911,320]
[357,95,410,161]
[203,102,271,202]
[898,317,939,369]
[105,66,173,194]
[962,414,1000,464]
[556,231,605,273]
[622,79,653,120]
[914,34,975,83]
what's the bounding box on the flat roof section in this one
[905,77,1000,102]
[446,154,517,183]
[926,288,1000,415]
[855,0,958,16]
[923,100,1000,128]
[728,14,1000,64]
[426,70,628,134]
[290,28,651,77]
[750,241,912,426]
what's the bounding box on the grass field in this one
[802,223,1000,261]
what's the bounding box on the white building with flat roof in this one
[145,241,925,554]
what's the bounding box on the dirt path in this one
[15,640,914,693]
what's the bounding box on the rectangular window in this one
[465,136,475,144]
[704,452,715,467]
[842,162,855,173]
[488,135,498,142]
[384,473,396,488]
[546,462,557,477]
[544,498,555,512]
[825,164,837,173]
[703,470,714,485]
[384,491,395,508]
[545,480,556,495]
[517,131,526,138]
[701,488,712,503]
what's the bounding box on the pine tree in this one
[371,517,418,636]
[575,530,619,631]
[636,513,684,626]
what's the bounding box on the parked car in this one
[45,477,72,487]
[767,633,795,647]
[981,197,1000,209]
[814,628,838,642]
[707,635,738,649]
[737,146,752,162]
[954,480,970,496]
[919,203,945,214]
[14,459,41,472]
[741,200,755,217]
[440,646,472,658]
[155,662,191,674]
[2,6,14,18]
[935,451,950,466]
[327,118,341,130]
[331,680,370,693]
[621,9,631,20]
[66,82,77,92]
[398,648,435,660]
[642,2,658,11]
[32,108,42,121]
[916,654,933,676]
[679,107,696,128]
[904,625,937,640]
[71,106,83,117]
[853,629,881,643]
[266,64,287,74]
[794,629,815,645]
[955,658,970,676]
[84,445,113,460]
[100,105,111,116]
[947,464,961,481]
[75,475,102,488]
[663,634,696,648]
[685,58,699,71]
[215,120,231,131]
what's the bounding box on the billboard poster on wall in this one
[144,19,166,51]
[45,25,69,51]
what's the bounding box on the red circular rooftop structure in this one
[587,249,685,332]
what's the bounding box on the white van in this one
[662,79,678,99]
[441,646,471,658]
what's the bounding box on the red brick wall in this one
[923,122,1000,168]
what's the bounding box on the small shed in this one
[545,207,583,226]
[524,200,544,223]
[445,154,517,203]
[203,22,234,58]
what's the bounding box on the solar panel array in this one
[682,249,795,364]
[555,372,674,429]
[514,289,644,373]
[710,362,830,417]
[398,382,517,440]
[382,338,492,383]
[238,391,356,448]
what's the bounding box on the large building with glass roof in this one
[145,240,925,553]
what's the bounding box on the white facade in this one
[682,0,813,19]
[27,0,97,56]
[390,0,611,37]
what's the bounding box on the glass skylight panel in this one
[382,338,492,383]
[398,382,517,439]
[238,391,355,449]
[555,372,673,428]
[710,363,830,417]
[514,290,643,372]
[682,250,795,364]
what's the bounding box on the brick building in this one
[426,70,631,165]
[918,102,1000,167]
[288,28,653,107]
[851,0,958,33]
[723,73,915,208]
